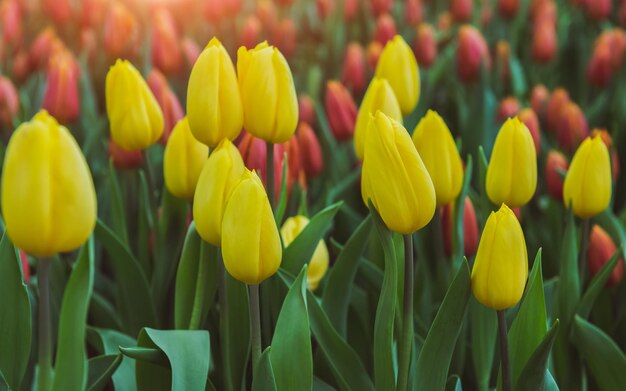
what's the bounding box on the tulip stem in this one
[398,234,414,391]
[249,283,262,376]
[579,218,591,280]
[266,142,275,210]
[38,260,53,391]
[189,241,208,330]
[497,310,511,391]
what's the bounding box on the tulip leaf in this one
[577,250,621,319]
[571,315,626,390]
[271,266,313,391]
[108,161,129,246]
[445,375,463,391]
[137,170,154,275]
[86,327,136,390]
[370,205,398,391]
[470,297,497,391]
[87,354,122,391]
[252,347,277,391]
[322,215,372,336]
[174,223,218,329]
[94,219,158,335]
[275,152,289,224]
[134,328,211,391]
[507,250,547,387]
[52,239,95,391]
[514,320,560,391]
[414,259,471,391]
[0,233,31,390]
[120,347,169,366]
[453,155,473,268]
[509,56,527,97]
[282,201,342,276]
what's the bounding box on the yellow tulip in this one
[412,110,463,206]
[187,37,243,147]
[163,117,209,200]
[486,117,537,207]
[281,215,329,291]
[471,204,528,310]
[237,42,298,144]
[354,77,402,160]
[222,169,282,284]
[563,136,612,218]
[361,111,436,234]
[1,110,97,257]
[375,35,420,115]
[193,139,245,246]
[105,59,164,150]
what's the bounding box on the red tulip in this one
[109,138,144,170]
[181,37,201,70]
[442,197,479,258]
[325,81,357,141]
[457,25,490,83]
[587,225,624,287]
[518,108,541,155]
[317,0,334,20]
[370,0,392,17]
[555,102,588,152]
[498,0,519,19]
[532,21,557,63]
[530,84,550,120]
[414,23,437,68]
[43,0,72,25]
[256,0,277,30]
[0,75,19,131]
[42,50,81,124]
[591,128,620,181]
[341,42,367,93]
[30,27,65,70]
[151,7,182,74]
[367,40,383,70]
[12,50,30,83]
[1,0,22,49]
[546,87,570,133]
[241,15,262,49]
[104,1,139,59]
[497,97,520,122]
[405,0,424,25]
[374,14,397,45]
[298,95,316,126]
[495,40,510,81]
[587,29,626,88]
[296,122,323,178]
[238,131,285,197]
[19,250,30,283]
[545,150,568,200]
[344,0,359,20]
[147,70,184,144]
[583,0,611,21]
[451,0,473,22]
[272,19,296,58]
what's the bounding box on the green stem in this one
[188,242,208,329]
[579,218,591,282]
[498,310,511,391]
[266,142,275,210]
[217,251,233,390]
[249,284,262,376]
[38,260,53,391]
[398,234,414,391]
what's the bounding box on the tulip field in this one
[2,0,626,390]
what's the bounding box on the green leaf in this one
[87,354,122,391]
[577,250,621,319]
[52,239,95,391]
[271,266,313,391]
[281,202,342,275]
[571,315,626,390]
[445,375,463,391]
[174,224,218,329]
[135,328,211,391]
[108,161,129,246]
[514,320,560,391]
[0,233,31,390]
[508,250,547,387]
[87,327,136,391]
[137,170,155,275]
[275,152,289,224]
[509,56,527,97]
[120,347,169,366]
[414,260,471,391]
[94,219,157,335]
[321,215,372,336]
[370,205,397,391]
[252,348,277,391]
[453,156,473,268]
[470,297,496,391]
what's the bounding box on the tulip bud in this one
[412,110,463,206]
[361,111,436,233]
[30,27,65,70]
[106,59,164,151]
[486,117,538,207]
[457,25,491,83]
[325,81,358,141]
[405,0,424,25]
[256,0,277,30]
[591,128,620,181]
[0,75,19,132]
[498,0,519,18]
[108,138,144,170]
[374,14,397,45]
[414,23,437,68]
[194,139,245,245]
[1,111,97,256]
[584,0,611,21]
[163,118,209,200]
[367,41,383,70]
[147,70,184,144]
[80,0,107,28]
[375,35,420,115]
[530,84,550,120]
[587,225,624,287]
[495,40,511,81]
[544,150,568,200]
[556,102,588,152]
[238,132,284,197]
[241,15,262,49]
[43,0,72,25]
[237,41,298,144]
[354,78,402,160]
[546,87,570,132]
[297,122,323,178]
[222,169,282,284]
[532,22,557,63]
[370,0,392,16]
[272,19,296,58]
[563,136,612,218]
[1,0,22,48]
[442,196,479,257]
[281,215,329,290]
[518,108,541,154]
[317,0,334,19]
[587,29,626,88]
[204,0,239,22]
[12,50,30,83]
[532,0,556,25]
[298,95,316,126]
[181,37,201,70]
[344,0,359,20]
[42,50,80,124]
[188,37,243,147]
[104,1,139,59]
[151,7,182,75]
[471,204,528,310]
[283,136,304,192]
[342,42,367,94]
[438,11,453,33]
[451,0,473,22]
[497,97,521,122]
